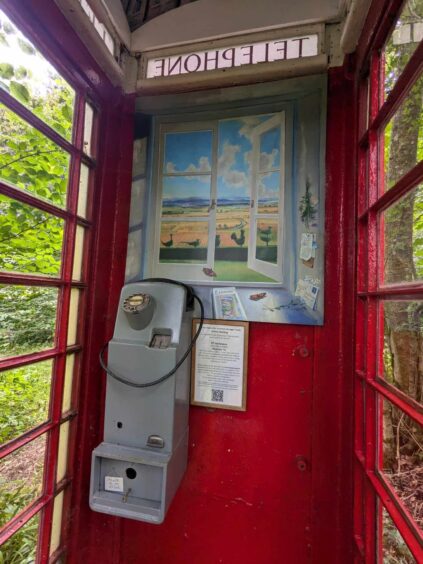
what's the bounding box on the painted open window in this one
[140,87,325,325]
[154,113,284,284]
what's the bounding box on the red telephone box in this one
[0,1,421,563]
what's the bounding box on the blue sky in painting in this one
[217,114,279,199]
[162,114,281,201]
[259,127,281,170]
[164,131,212,173]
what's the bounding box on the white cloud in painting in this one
[258,172,280,199]
[218,142,248,188]
[259,148,279,170]
[165,156,211,174]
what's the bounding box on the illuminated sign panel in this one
[146,34,319,79]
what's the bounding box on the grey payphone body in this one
[90,280,194,524]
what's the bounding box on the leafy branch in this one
[0,148,59,171]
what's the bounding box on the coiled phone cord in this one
[99,279,204,389]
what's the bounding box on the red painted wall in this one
[67,66,356,564]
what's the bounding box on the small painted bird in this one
[183,239,200,247]
[161,233,173,247]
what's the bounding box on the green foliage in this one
[0,195,64,275]
[383,510,415,563]
[0,492,39,564]
[0,105,70,207]
[0,285,57,358]
[299,179,317,229]
[0,362,51,444]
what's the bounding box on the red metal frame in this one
[354,1,423,561]
[0,0,129,561]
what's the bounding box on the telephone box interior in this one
[0,1,422,563]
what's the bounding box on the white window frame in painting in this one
[248,112,285,282]
[151,111,287,286]
[153,121,218,281]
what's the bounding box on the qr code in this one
[211,389,224,402]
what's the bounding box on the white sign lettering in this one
[146,34,319,79]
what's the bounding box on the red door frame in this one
[0,1,134,561]
[353,0,423,561]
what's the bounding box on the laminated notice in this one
[105,476,124,493]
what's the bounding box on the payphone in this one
[89,279,203,524]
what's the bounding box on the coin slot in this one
[126,468,137,480]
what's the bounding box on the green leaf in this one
[0,62,14,79]
[61,103,72,121]
[15,66,28,79]
[17,38,35,55]
[9,81,30,104]
[2,22,14,35]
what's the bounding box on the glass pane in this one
[382,506,416,563]
[0,512,40,563]
[256,219,278,264]
[163,130,212,174]
[0,434,46,527]
[67,288,80,346]
[83,103,94,156]
[62,354,75,414]
[50,491,64,556]
[159,220,208,263]
[77,163,90,218]
[380,398,423,529]
[382,183,423,284]
[0,194,64,276]
[0,104,70,207]
[384,0,423,99]
[0,10,74,140]
[381,300,422,404]
[0,285,58,359]
[258,172,280,213]
[161,175,211,218]
[56,421,69,483]
[259,127,281,171]
[383,75,423,191]
[0,360,52,444]
[72,225,85,281]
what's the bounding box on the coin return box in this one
[90,433,188,524]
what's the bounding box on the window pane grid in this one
[0,94,92,563]
[0,7,99,561]
[356,13,423,561]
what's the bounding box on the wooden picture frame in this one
[190,319,249,411]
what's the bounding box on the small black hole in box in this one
[117,422,123,429]
[126,468,137,480]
